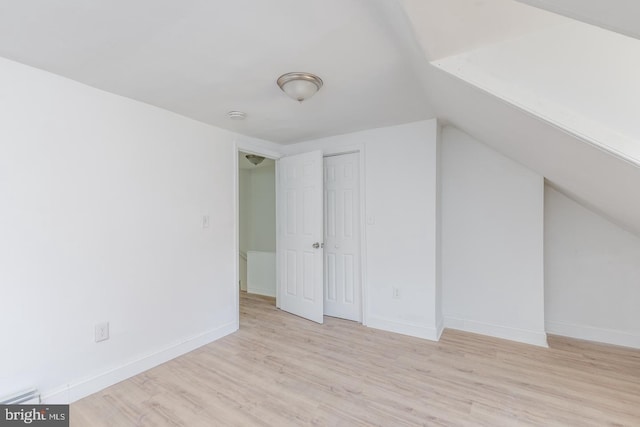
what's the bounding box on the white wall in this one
[238,161,275,294]
[247,251,276,297]
[248,166,276,252]
[283,120,442,340]
[545,186,640,348]
[0,57,240,402]
[238,163,276,253]
[441,126,547,347]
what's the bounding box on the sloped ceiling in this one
[516,0,640,40]
[424,63,640,236]
[397,0,640,235]
[432,21,640,164]
[398,0,568,60]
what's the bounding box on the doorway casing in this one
[234,140,368,327]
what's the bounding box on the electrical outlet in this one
[95,322,109,343]
[392,287,400,299]
[202,215,210,229]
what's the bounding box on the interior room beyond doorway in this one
[238,151,276,300]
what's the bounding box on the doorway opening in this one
[236,148,365,326]
[238,151,276,306]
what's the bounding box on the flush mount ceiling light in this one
[245,154,265,166]
[227,111,247,120]
[277,72,323,102]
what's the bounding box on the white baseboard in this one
[546,320,640,349]
[367,316,441,341]
[444,316,548,348]
[247,287,276,298]
[42,321,238,404]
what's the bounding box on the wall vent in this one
[0,388,40,405]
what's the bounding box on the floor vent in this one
[0,388,41,405]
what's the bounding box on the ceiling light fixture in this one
[277,72,323,102]
[245,154,265,166]
[228,111,247,120]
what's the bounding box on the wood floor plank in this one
[71,292,640,426]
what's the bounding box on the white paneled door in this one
[324,153,361,322]
[277,151,324,323]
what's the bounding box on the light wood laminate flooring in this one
[72,292,640,426]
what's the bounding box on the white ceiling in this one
[0,0,637,148]
[0,0,434,144]
[0,0,577,145]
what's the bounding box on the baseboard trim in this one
[367,316,440,341]
[444,316,548,348]
[42,321,238,404]
[247,287,276,298]
[546,320,640,349]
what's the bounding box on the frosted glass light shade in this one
[246,154,265,166]
[282,79,318,101]
[277,72,323,102]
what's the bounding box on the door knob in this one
[312,242,324,249]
